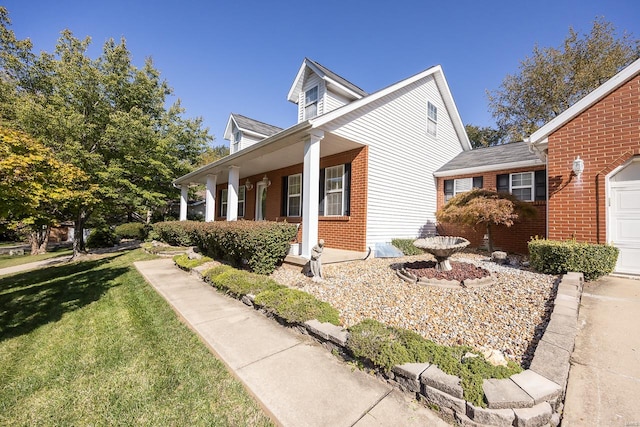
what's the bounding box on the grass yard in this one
[0,248,73,270]
[0,249,273,426]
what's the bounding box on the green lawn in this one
[0,249,273,426]
[0,248,73,270]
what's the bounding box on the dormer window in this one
[233,129,242,152]
[304,86,318,119]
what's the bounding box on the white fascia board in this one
[239,128,269,139]
[323,76,364,99]
[287,60,309,103]
[433,69,472,151]
[529,57,640,144]
[433,159,544,178]
[173,121,312,185]
[223,115,238,141]
[311,66,441,127]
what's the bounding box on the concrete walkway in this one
[563,275,640,427]
[134,258,448,427]
[0,255,72,277]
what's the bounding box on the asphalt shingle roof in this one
[436,142,541,173]
[232,114,283,137]
[307,58,368,97]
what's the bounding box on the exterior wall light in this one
[261,175,271,187]
[572,156,585,177]
[244,179,253,191]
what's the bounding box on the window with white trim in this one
[304,86,318,119]
[510,172,533,201]
[324,165,344,216]
[233,129,241,153]
[427,101,438,137]
[444,177,483,202]
[220,189,228,217]
[287,174,301,217]
[238,185,246,217]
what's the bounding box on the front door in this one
[609,160,640,275]
[256,182,267,221]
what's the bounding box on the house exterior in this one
[174,58,470,258]
[434,142,547,254]
[526,57,640,275]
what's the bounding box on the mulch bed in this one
[403,260,490,282]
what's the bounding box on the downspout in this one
[525,137,549,239]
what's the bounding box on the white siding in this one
[324,76,464,247]
[240,134,263,151]
[324,89,350,113]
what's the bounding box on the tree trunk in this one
[29,225,51,255]
[486,223,494,254]
[72,211,89,258]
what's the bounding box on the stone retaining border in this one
[186,261,583,427]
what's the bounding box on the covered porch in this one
[173,123,366,259]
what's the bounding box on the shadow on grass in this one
[0,254,128,341]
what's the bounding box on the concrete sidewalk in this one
[0,255,72,277]
[563,275,640,427]
[134,258,448,427]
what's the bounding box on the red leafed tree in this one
[436,189,537,253]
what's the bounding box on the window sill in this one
[319,216,350,222]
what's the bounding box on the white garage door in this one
[609,160,640,275]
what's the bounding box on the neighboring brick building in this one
[527,58,640,275]
[434,142,547,254]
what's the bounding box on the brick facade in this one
[546,74,640,244]
[215,146,368,252]
[436,166,547,254]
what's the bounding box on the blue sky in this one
[5,0,640,147]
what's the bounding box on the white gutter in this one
[433,159,543,178]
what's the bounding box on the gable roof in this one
[527,57,640,146]
[223,113,283,141]
[433,141,543,177]
[287,58,367,103]
[312,65,472,151]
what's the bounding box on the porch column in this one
[205,174,217,222]
[179,185,188,221]
[301,131,323,258]
[227,166,239,221]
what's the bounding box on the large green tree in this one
[0,7,212,256]
[488,17,639,142]
[464,124,507,148]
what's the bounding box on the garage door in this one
[609,161,640,275]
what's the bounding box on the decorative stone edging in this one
[186,260,583,427]
[397,268,494,289]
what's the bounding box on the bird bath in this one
[413,236,470,272]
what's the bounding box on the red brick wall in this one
[215,146,368,252]
[436,166,547,254]
[547,74,640,244]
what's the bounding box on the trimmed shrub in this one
[529,238,619,280]
[152,220,298,274]
[346,319,521,407]
[205,266,284,297]
[86,227,119,248]
[254,288,341,326]
[173,254,213,270]
[391,238,425,256]
[115,222,149,240]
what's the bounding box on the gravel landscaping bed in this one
[271,252,558,367]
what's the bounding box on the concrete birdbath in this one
[413,236,470,272]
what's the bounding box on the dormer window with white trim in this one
[304,86,318,119]
[233,129,242,153]
[427,101,438,137]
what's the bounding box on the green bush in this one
[152,220,298,274]
[173,254,213,270]
[205,266,283,297]
[86,227,119,248]
[346,319,521,407]
[115,222,149,240]
[529,238,619,280]
[254,288,341,326]
[391,239,425,256]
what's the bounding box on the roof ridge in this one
[306,58,368,96]
[231,113,283,131]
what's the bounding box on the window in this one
[510,172,534,201]
[427,101,438,137]
[287,174,301,217]
[304,86,318,119]
[238,185,246,217]
[233,129,241,152]
[444,177,483,201]
[324,165,344,216]
[220,189,228,217]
